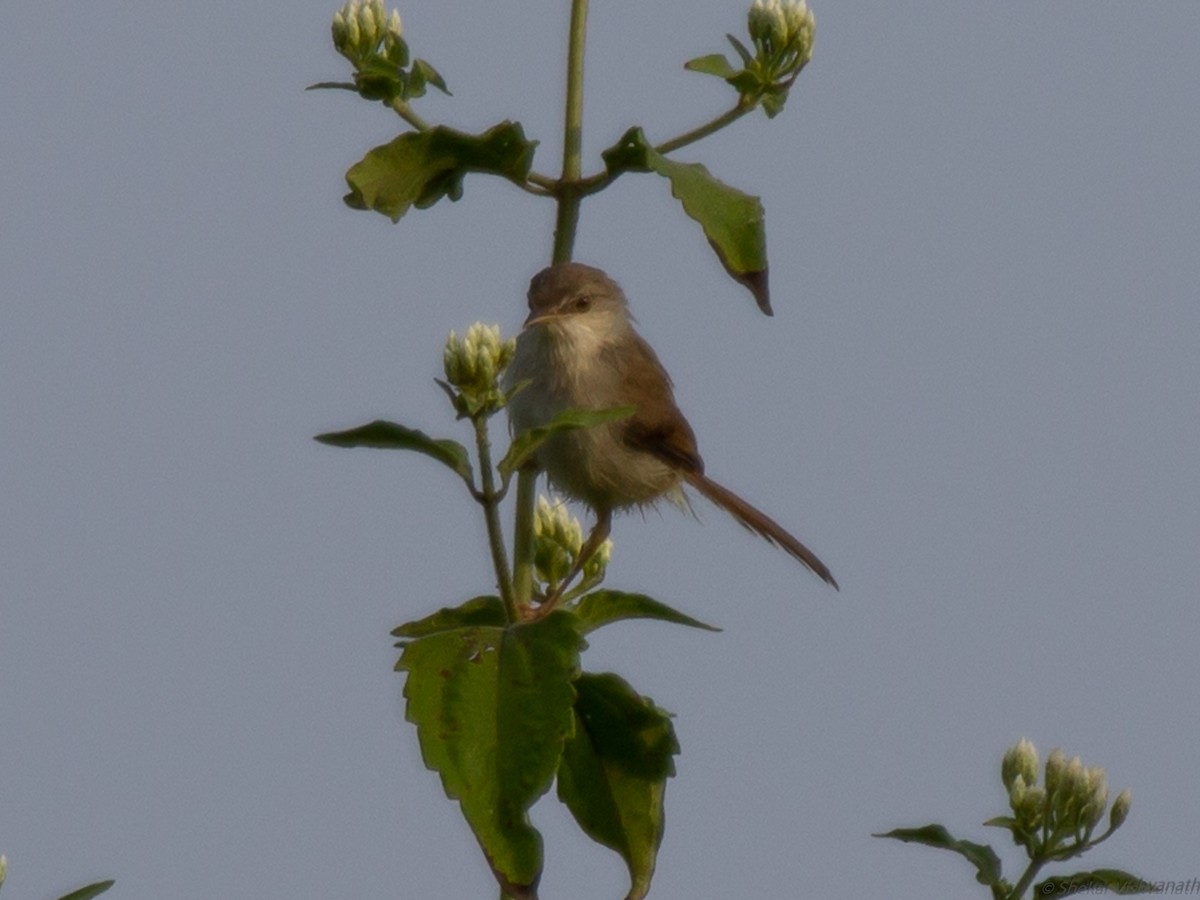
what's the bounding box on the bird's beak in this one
[522,309,555,329]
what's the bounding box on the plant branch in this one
[513,0,590,611]
[388,98,430,131]
[551,0,589,264]
[472,415,517,620]
[1006,856,1047,900]
[511,467,538,608]
[655,97,756,155]
[569,98,758,198]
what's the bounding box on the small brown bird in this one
[505,262,837,595]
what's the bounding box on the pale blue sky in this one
[3,2,1199,898]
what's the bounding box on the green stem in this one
[388,98,430,131]
[1006,856,1047,900]
[472,415,517,620]
[570,99,757,198]
[655,98,756,155]
[511,0,591,610]
[511,467,538,607]
[551,0,589,264]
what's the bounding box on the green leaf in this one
[557,673,679,900]
[497,406,637,480]
[413,58,450,95]
[55,882,116,900]
[571,590,720,635]
[398,612,584,898]
[873,824,1003,887]
[760,88,789,119]
[601,127,771,313]
[725,33,755,68]
[1036,870,1159,896]
[305,81,358,92]
[314,420,474,486]
[392,595,507,642]
[981,816,1018,829]
[684,53,736,79]
[344,121,536,221]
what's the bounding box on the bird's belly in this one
[539,426,679,510]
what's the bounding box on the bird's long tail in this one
[685,472,838,590]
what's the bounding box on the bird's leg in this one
[524,507,612,621]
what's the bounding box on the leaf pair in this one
[336,117,773,312]
[394,593,714,899]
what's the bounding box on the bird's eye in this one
[573,295,592,312]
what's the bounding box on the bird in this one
[504,261,837,599]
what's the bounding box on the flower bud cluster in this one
[533,496,612,594]
[1000,738,1131,854]
[0,854,6,890]
[442,323,516,418]
[331,0,403,67]
[747,0,815,73]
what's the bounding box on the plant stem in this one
[551,0,589,264]
[472,415,517,620]
[388,98,430,131]
[512,0,591,610]
[511,467,538,607]
[568,99,757,198]
[1007,856,1047,900]
[655,99,755,155]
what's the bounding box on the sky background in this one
[3,2,1199,898]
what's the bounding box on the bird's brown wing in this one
[605,331,705,476]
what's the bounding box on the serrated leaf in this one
[571,590,720,635]
[392,595,507,642]
[497,406,637,479]
[601,127,771,313]
[1036,869,1158,895]
[345,121,536,221]
[55,882,115,900]
[398,612,584,897]
[557,673,679,900]
[873,824,1003,887]
[314,420,474,486]
[684,53,736,79]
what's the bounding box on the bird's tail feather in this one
[685,472,838,590]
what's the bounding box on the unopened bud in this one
[1081,766,1109,829]
[748,0,788,48]
[1044,747,1067,798]
[1109,788,1132,830]
[0,854,7,889]
[386,9,402,42]
[1002,738,1039,793]
[783,0,815,65]
[1014,783,1047,831]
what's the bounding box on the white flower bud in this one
[1002,738,1039,792]
[748,0,787,47]
[356,0,379,50]
[0,854,6,889]
[345,4,362,51]
[1109,788,1132,830]
[386,9,402,42]
[1044,747,1067,797]
[783,0,816,64]
[1081,765,1109,828]
[331,9,349,51]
